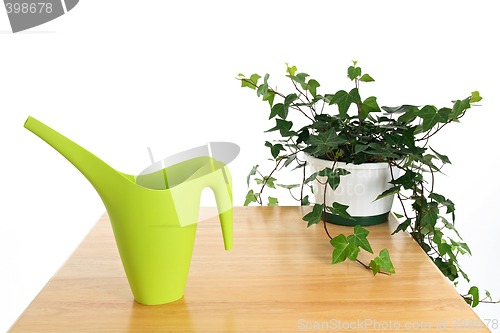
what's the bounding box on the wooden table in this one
[10,207,489,332]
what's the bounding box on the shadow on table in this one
[127,298,193,331]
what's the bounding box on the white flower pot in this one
[304,154,400,226]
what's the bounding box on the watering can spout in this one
[24,116,125,202]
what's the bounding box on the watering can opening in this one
[135,142,239,191]
[135,156,221,190]
[135,143,238,241]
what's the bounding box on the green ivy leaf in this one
[370,249,395,274]
[285,63,297,76]
[347,225,373,254]
[282,154,297,168]
[418,153,440,171]
[485,290,492,302]
[267,196,279,206]
[306,128,348,156]
[430,147,451,164]
[418,105,448,131]
[240,73,261,90]
[244,189,258,206]
[283,93,298,118]
[347,66,362,80]
[360,96,381,121]
[304,171,319,184]
[330,234,360,263]
[390,170,422,190]
[326,202,354,221]
[392,219,412,235]
[375,186,401,200]
[442,216,462,239]
[294,73,310,89]
[450,98,471,119]
[303,203,324,227]
[432,229,446,244]
[271,144,285,158]
[307,79,320,97]
[269,103,286,119]
[262,90,275,107]
[284,93,298,106]
[354,144,368,154]
[336,167,350,176]
[277,183,301,190]
[467,286,480,307]
[247,165,259,186]
[265,141,285,159]
[359,73,375,82]
[438,107,451,122]
[265,119,294,137]
[434,258,458,281]
[255,176,277,189]
[382,105,416,114]
[429,192,455,214]
[437,242,451,257]
[401,127,417,149]
[369,260,381,275]
[470,91,482,103]
[458,267,470,283]
[249,73,261,85]
[318,167,350,191]
[420,202,439,231]
[296,127,310,145]
[256,74,269,97]
[397,108,418,123]
[450,239,472,256]
[428,192,447,203]
[433,229,444,245]
[301,195,310,206]
[393,212,404,219]
[329,88,361,117]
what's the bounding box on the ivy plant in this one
[237,61,498,307]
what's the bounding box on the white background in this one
[1,0,499,331]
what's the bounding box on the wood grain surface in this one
[9,207,489,332]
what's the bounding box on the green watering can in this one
[24,116,235,305]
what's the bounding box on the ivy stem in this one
[321,160,337,224]
[430,165,435,193]
[390,162,410,221]
[290,77,316,116]
[321,159,335,241]
[323,219,333,240]
[240,78,315,122]
[300,157,306,203]
[256,159,284,204]
[461,295,500,305]
[416,109,470,142]
[478,299,500,304]
[415,182,426,245]
[356,259,390,276]
[356,259,370,269]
